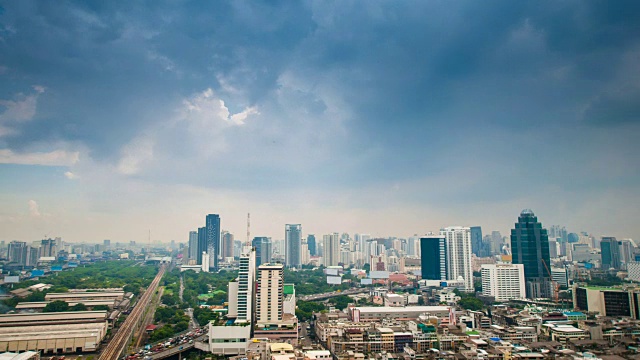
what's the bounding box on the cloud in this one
[64,171,78,179]
[0,149,80,166]
[117,136,154,175]
[28,200,40,217]
[0,87,45,137]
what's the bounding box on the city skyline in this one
[1,2,640,243]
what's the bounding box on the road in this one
[98,264,166,360]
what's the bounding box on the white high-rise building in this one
[236,248,256,323]
[481,263,526,301]
[323,233,340,267]
[256,263,284,324]
[441,226,474,292]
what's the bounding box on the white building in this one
[551,267,569,287]
[627,262,640,282]
[236,248,256,323]
[323,233,340,267]
[256,264,284,324]
[441,226,474,292]
[481,263,526,301]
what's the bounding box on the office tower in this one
[197,227,207,265]
[8,241,28,266]
[188,231,198,260]
[490,231,503,255]
[254,237,272,267]
[222,231,234,259]
[420,235,447,280]
[511,209,552,299]
[236,247,256,323]
[39,238,57,258]
[470,226,483,257]
[103,239,111,249]
[27,246,39,266]
[307,234,317,256]
[323,233,340,267]
[301,240,310,265]
[619,239,635,267]
[601,237,621,270]
[548,239,558,258]
[440,227,473,292]
[285,224,302,268]
[481,264,526,301]
[206,214,221,271]
[256,263,284,323]
[233,240,243,258]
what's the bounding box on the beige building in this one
[256,264,284,324]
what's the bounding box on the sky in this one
[1,1,640,244]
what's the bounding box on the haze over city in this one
[1,1,640,243]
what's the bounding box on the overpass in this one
[148,335,208,360]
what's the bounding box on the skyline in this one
[1,1,640,243]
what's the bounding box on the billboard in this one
[31,270,45,277]
[326,276,342,285]
[325,268,339,276]
[360,278,373,285]
[51,266,63,272]
[369,271,389,279]
[68,262,78,268]
[3,276,19,283]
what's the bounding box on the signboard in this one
[325,268,339,276]
[369,271,389,279]
[68,262,78,268]
[361,278,373,285]
[31,270,45,277]
[326,276,342,285]
[51,266,63,272]
[4,276,19,283]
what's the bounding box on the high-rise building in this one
[548,239,558,258]
[8,241,28,266]
[256,263,284,324]
[197,227,207,265]
[441,227,474,292]
[103,239,111,249]
[222,231,234,259]
[252,237,272,267]
[481,264,526,301]
[470,226,483,257]
[511,209,552,299]
[600,237,621,270]
[188,231,198,260]
[307,234,317,256]
[323,233,340,267]
[285,224,302,268]
[420,235,447,281]
[236,247,256,324]
[490,231,503,255]
[39,238,57,258]
[206,214,221,271]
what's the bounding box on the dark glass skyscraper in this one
[252,236,271,267]
[511,209,552,299]
[206,214,221,271]
[197,227,207,265]
[307,234,317,256]
[285,224,302,268]
[420,235,447,280]
[470,226,483,257]
[600,237,621,269]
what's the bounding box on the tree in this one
[70,303,88,311]
[43,300,69,312]
[363,263,371,272]
[457,297,483,311]
[329,295,352,310]
[93,305,110,311]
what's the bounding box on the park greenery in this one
[284,267,354,295]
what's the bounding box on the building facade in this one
[480,264,526,301]
[510,209,552,299]
[206,214,221,271]
[285,224,302,268]
[323,233,340,267]
[440,227,474,292]
[256,264,284,324]
[420,236,447,281]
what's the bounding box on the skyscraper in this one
[470,226,483,257]
[481,264,526,301]
[440,227,474,292]
[8,241,28,266]
[323,233,340,267]
[252,236,272,267]
[420,235,447,281]
[206,214,221,271]
[600,237,621,270]
[511,209,552,299]
[307,234,317,256]
[256,263,284,324]
[188,231,198,260]
[235,247,256,324]
[222,231,234,259]
[285,224,302,268]
[197,226,207,265]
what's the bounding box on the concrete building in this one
[573,285,640,318]
[285,224,302,268]
[256,264,284,324]
[323,233,340,267]
[349,306,451,322]
[441,227,474,292]
[481,264,526,301]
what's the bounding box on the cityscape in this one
[1,1,640,360]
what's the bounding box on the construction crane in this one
[541,258,560,304]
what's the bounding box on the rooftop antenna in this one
[246,212,251,246]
